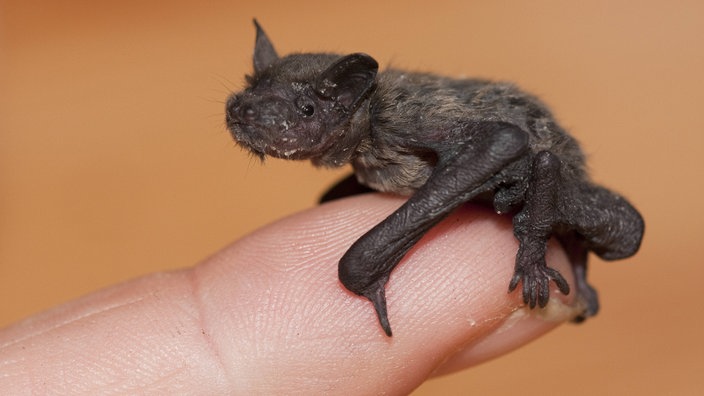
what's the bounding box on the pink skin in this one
[0,194,575,395]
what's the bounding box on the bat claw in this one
[508,272,522,292]
[509,263,570,310]
[364,283,392,337]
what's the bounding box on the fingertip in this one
[430,296,577,376]
[194,194,579,392]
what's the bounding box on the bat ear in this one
[315,53,378,111]
[252,19,279,74]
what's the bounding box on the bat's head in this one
[226,20,378,166]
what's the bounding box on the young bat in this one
[225,20,644,336]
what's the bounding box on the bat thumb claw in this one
[365,284,393,337]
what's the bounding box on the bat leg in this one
[557,233,600,322]
[319,174,375,203]
[511,156,643,318]
[564,184,644,261]
[509,151,570,308]
[572,262,600,322]
[554,183,643,321]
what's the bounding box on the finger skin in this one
[0,194,575,395]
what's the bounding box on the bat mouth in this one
[227,121,323,161]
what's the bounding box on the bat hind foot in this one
[508,257,571,309]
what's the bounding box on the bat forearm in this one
[338,123,530,335]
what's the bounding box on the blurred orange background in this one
[1,0,702,394]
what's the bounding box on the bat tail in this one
[365,285,393,337]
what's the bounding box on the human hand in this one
[0,194,578,394]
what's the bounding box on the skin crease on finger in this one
[0,194,576,395]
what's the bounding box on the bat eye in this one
[301,104,315,116]
[296,97,315,117]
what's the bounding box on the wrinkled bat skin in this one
[225,21,644,336]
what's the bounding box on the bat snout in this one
[227,93,294,126]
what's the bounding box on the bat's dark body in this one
[226,21,644,336]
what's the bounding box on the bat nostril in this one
[241,105,258,121]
